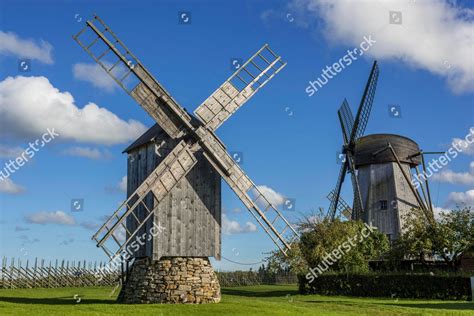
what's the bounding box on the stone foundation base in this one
[117,257,221,304]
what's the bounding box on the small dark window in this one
[380,200,388,210]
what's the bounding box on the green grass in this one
[0,284,472,315]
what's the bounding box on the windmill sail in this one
[73,15,193,139]
[92,140,197,259]
[328,61,379,221]
[194,44,286,131]
[75,15,296,259]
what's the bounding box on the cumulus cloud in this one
[288,0,474,93]
[24,211,76,226]
[0,30,53,64]
[73,62,117,92]
[106,175,127,194]
[0,76,147,145]
[118,175,127,193]
[222,214,257,235]
[0,144,23,158]
[446,189,474,207]
[451,128,474,155]
[255,185,286,206]
[80,221,100,230]
[62,146,112,160]
[0,178,25,194]
[433,161,474,185]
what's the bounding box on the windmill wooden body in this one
[327,62,435,242]
[123,124,222,260]
[74,15,298,304]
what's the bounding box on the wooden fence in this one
[217,271,298,287]
[0,257,119,289]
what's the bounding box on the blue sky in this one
[0,0,473,271]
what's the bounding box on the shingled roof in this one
[122,124,164,153]
[123,112,202,153]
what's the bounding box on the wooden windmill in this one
[327,61,435,242]
[73,15,298,303]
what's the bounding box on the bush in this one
[300,219,389,274]
[298,273,472,300]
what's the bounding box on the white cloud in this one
[433,161,474,185]
[255,185,286,206]
[105,175,128,194]
[73,63,117,92]
[62,146,111,160]
[433,206,451,220]
[25,211,76,226]
[222,214,257,235]
[446,189,474,207]
[118,175,127,193]
[0,178,25,194]
[0,144,23,158]
[0,31,53,64]
[0,76,147,145]
[80,221,100,230]
[290,0,474,93]
[451,128,474,155]
[114,225,126,242]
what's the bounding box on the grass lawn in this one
[0,284,472,315]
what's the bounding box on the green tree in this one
[391,207,473,267]
[299,219,389,274]
[265,241,308,274]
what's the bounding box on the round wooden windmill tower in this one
[73,15,298,304]
[327,62,435,242]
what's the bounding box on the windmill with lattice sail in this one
[326,61,435,242]
[73,15,298,264]
[327,61,379,221]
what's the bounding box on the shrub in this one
[300,219,389,274]
[298,273,472,300]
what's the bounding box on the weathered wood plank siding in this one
[126,133,221,260]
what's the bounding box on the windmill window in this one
[380,200,388,210]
